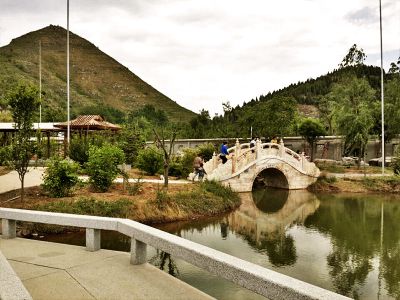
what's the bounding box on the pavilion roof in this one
[54,115,121,131]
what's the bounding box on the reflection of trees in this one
[382,246,400,298]
[306,194,400,299]
[149,250,179,276]
[327,247,371,299]
[262,235,297,267]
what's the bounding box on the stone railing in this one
[205,139,315,178]
[0,208,349,300]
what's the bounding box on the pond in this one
[41,189,400,299]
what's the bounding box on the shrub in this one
[69,136,90,165]
[117,126,145,165]
[393,148,400,175]
[128,178,144,195]
[179,148,198,178]
[42,157,80,197]
[0,146,11,166]
[196,143,216,161]
[86,144,125,192]
[136,146,163,175]
[35,197,133,217]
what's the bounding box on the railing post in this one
[255,138,261,160]
[212,151,218,170]
[86,228,101,251]
[2,219,16,239]
[279,138,285,157]
[130,238,147,265]
[232,139,240,174]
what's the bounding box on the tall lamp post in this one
[67,0,70,155]
[379,0,385,174]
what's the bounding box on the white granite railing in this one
[0,208,349,300]
[204,139,318,180]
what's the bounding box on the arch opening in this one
[253,168,289,190]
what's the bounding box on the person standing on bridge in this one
[220,141,229,164]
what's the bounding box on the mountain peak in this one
[0,26,195,123]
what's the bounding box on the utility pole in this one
[39,40,42,126]
[67,0,70,154]
[379,0,385,174]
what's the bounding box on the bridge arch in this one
[253,167,289,190]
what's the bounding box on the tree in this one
[388,57,400,74]
[339,44,366,68]
[298,118,326,161]
[384,74,400,141]
[7,84,40,201]
[153,127,177,188]
[329,77,377,165]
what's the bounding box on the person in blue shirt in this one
[220,141,229,164]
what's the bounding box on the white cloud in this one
[0,0,399,115]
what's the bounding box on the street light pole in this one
[379,0,385,174]
[67,0,70,155]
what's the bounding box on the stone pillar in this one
[212,151,218,171]
[2,219,16,239]
[130,238,147,265]
[86,228,101,251]
[255,138,261,160]
[279,138,285,157]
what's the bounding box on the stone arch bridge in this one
[199,139,320,192]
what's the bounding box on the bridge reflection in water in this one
[227,189,320,266]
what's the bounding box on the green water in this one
[42,190,400,299]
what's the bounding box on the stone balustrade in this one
[0,208,348,300]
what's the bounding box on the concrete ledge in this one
[118,219,348,300]
[0,249,32,300]
[0,208,119,231]
[1,208,350,300]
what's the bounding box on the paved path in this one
[0,237,212,300]
[327,172,392,178]
[0,168,46,194]
[0,168,190,195]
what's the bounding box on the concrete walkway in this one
[327,172,392,178]
[0,237,212,300]
[0,168,46,194]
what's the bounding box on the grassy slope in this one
[0,25,196,122]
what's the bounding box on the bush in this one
[35,197,133,217]
[69,136,90,165]
[86,144,125,192]
[136,146,163,175]
[393,148,400,175]
[196,143,216,161]
[179,148,198,178]
[42,157,80,197]
[0,146,11,166]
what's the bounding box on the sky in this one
[0,0,399,116]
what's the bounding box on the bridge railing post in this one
[212,151,218,171]
[232,139,240,173]
[130,237,147,265]
[1,219,16,239]
[86,228,101,251]
[255,138,261,160]
[279,139,285,157]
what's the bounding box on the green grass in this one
[33,197,134,218]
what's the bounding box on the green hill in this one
[0,25,196,123]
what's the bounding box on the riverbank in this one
[0,181,241,229]
[309,173,400,193]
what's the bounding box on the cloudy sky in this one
[0,0,399,115]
